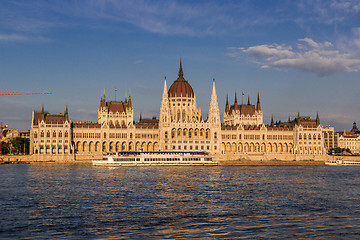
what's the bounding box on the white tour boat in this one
[92,151,218,166]
[325,158,360,166]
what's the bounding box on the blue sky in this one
[1,0,360,131]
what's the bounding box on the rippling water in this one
[1,164,360,239]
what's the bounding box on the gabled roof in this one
[33,111,69,126]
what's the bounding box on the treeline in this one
[1,137,30,155]
[329,147,351,154]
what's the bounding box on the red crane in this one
[0,90,52,154]
[0,91,52,95]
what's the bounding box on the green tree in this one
[2,137,30,155]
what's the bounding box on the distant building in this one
[30,61,331,161]
[2,128,30,143]
[336,122,360,153]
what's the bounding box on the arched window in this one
[47,131,50,137]
[195,129,199,137]
[182,110,186,122]
[53,131,56,138]
[177,128,182,137]
[65,131,68,138]
[183,128,187,137]
[41,131,44,137]
[177,110,181,122]
[165,131,168,139]
[59,131,62,137]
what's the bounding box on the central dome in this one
[168,61,194,98]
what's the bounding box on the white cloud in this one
[330,0,360,13]
[0,33,49,42]
[231,38,360,76]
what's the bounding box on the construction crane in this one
[0,122,8,155]
[0,91,52,95]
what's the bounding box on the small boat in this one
[92,151,218,166]
[325,158,360,166]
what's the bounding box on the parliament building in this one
[30,61,332,161]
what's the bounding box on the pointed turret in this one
[316,112,320,126]
[234,92,239,111]
[297,112,300,124]
[225,94,229,113]
[140,112,142,121]
[64,105,69,121]
[256,92,261,111]
[41,104,44,114]
[128,89,132,108]
[288,115,291,123]
[271,115,274,126]
[160,76,170,125]
[247,95,250,105]
[208,78,220,124]
[100,89,106,108]
[163,76,168,97]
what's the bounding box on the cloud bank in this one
[230,38,360,76]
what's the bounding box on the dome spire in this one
[178,58,184,79]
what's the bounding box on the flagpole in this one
[115,88,117,102]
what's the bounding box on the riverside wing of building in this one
[30,61,331,161]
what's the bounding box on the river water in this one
[1,164,360,239]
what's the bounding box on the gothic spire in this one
[316,112,320,126]
[234,92,239,111]
[41,104,44,113]
[247,95,250,105]
[128,89,132,108]
[271,115,274,126]
[65,104,68,115]
[208,79,220,123]
[256,92,261,111]
[225,94,229,113]
[162,76,168,97]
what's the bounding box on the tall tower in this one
[208,79,220,124]
[207,79,221,153]
[160,77,170,125]
[159,77,171,150]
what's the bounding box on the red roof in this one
[33,111,69,126]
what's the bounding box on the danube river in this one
[1,164,360,239]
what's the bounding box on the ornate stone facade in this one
[30,61,331,161]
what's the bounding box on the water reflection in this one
[0,165,360,239]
